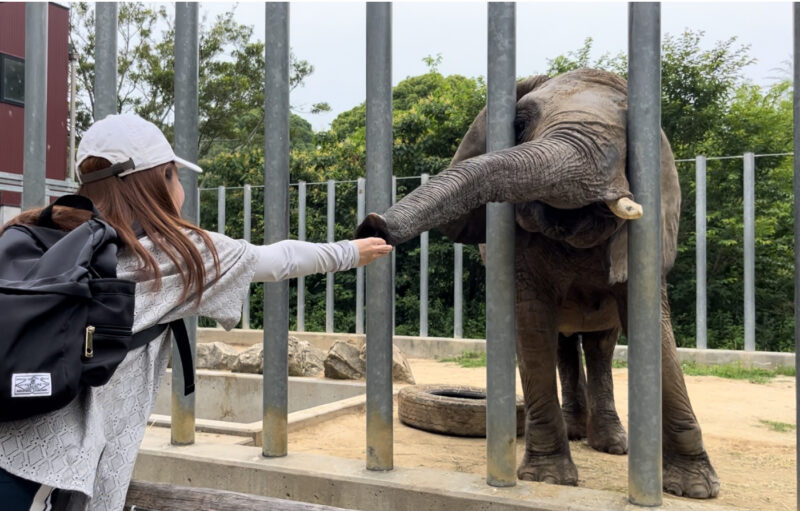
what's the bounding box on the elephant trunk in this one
[358,135,632,245]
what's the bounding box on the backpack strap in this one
[131,320,195,396]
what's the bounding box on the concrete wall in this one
[153,369,365,423]
[198,328,795,369]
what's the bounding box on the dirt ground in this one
[288,359,796,511]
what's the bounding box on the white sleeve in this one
[251,239,360,282]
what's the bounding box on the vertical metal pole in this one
[486,2,517,488]
[94,2,117,120]
[263,2,290,458]
[217,186,226,235]
[743,152,756,351]
[365,1,393,472]
[419,173,430,337]
[627,2,663,506]
[454,243,463,338]
[297,181,306,332]
[327,179,336,333]
[22,3,48,210]
[356,177,366,334]
[696,156,707,349]
[392,175,397,335]
[172,1,199,446]
[793,7,800,508]
[243,184,252,329]
[68,49,77,182]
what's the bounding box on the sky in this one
[198,1,794,132]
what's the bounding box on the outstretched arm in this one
[251,237,391,282]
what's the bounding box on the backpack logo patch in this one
[11,373,52,397]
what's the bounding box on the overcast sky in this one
[199,2,793,132]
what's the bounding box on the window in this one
[1,54,24,106]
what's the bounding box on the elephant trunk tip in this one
[355,213,395,245]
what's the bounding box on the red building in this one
[0,2,70,215]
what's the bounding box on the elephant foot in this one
[587,411,627,455]
[517,453,578,486]
[562,406,587,440]
[663,451,720,499]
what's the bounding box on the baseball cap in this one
[76,113,202,184]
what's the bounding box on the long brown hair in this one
[1,157,220,306]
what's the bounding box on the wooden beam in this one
[125,481,353,511]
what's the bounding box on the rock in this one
[196,341,239,370]
[359,344,415,384]
[324,341,365,379]
[232,344,263,374]
[288,337,325,377]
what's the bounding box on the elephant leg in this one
[557,334,588,440]
[516,298,578,486]
[660,285,720,498]
[582,328,627,455]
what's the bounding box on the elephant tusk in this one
[606,197,643,220]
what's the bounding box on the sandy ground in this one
[288,359,796,511]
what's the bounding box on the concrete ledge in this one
[199,328,795,369]
[134,429,737,511]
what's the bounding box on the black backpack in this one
[0,195,194,422]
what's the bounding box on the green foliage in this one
[758,419,796,433]
[680,361,795,383]
[440,351,487,368]
[69,3,322,159]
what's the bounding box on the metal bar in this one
[743,152,756,351]
[94,3,117,120]
[243,184,252,329]
[365,1,394,472]
[68,49,77,182]
[22,3,48,211]
[217,186,226,235]
[454,243,463,338]
[419,173,430,337]
[793,6,800,507]
[356,177,366,334]
[326,179,336,333]
[263,2,290,458]
[171,1,199,446]
[626,2,663,506]
[485,2,517,488]
[696,156,707,349]
[297,181,306,332]
[392,175,397,335]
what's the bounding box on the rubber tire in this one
[398,384,525,437]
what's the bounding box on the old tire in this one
[398,384,525,437]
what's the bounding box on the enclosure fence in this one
[13,1,800,507]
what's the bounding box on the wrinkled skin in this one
[357,69,719,498]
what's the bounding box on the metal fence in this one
[13,1,800,507]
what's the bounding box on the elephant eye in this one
[514,116,527,143]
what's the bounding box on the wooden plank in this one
[125,481,354,511]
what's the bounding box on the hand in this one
[352,237,393,267]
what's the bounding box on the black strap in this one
[131,320,194,395]
[80,158,135,184]
[38,194,101,229]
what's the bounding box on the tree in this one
[68,2,328,161]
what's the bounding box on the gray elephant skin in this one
[357,68,719,499]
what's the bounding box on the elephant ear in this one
[437,75,551,244]
[606,131,682,284]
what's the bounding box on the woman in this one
[0,114,392,510]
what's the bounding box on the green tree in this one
[68,2,328,160]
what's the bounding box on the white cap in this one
[76,113,202,182]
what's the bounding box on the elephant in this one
[356,68,720,499]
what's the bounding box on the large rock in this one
[196,341,239,370]
[359,344,415,384]
[324,341,365,379]
[232,344,263,374]
[288,337,325,377]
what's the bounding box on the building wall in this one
[0,2,70,207]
